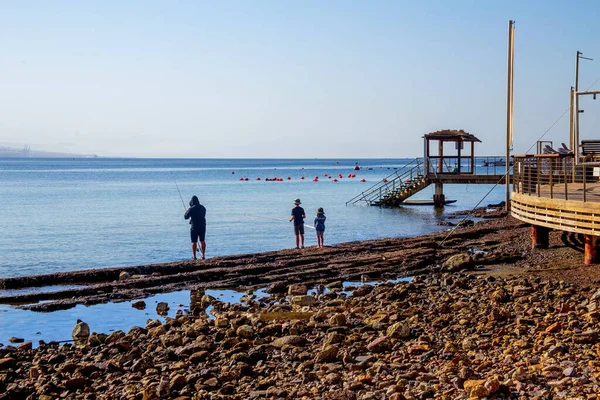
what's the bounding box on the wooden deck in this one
[511,155,600,236]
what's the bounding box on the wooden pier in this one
[347,130,508,206]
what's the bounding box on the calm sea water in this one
[0,157,506,279]
[0,157,506,345]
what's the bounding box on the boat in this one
[482,160,512,167]
[402,199,457,206]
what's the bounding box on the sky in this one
[1,1,600,158]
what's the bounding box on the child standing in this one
[314,207,326,248]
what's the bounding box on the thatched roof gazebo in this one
[423,129,481,175]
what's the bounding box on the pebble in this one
[2,274,600,399]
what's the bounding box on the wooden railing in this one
[512,154,599,202]
[511,154,600,236]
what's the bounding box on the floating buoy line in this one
[230,167,374,183]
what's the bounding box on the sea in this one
[0,157,506,345]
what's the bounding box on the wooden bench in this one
[581,140,600,156]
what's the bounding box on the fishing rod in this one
[172,173,201,255]
[172,175,186,211]
[250,215,315,229]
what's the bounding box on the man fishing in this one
[184,195,207,260]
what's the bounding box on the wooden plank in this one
[512,201,600,223]
[512,192,600,214]
[512,206,599,231]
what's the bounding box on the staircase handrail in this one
[346,158,425,205]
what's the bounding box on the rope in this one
[437,71,600,251]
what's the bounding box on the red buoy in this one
[245,178,249,181]
[361,178,366,182]
[287,176,291,180]
[232,171,235,174]
[383,179,388,183]
[256,177,261,180]
[301,176,305,180]
[333,178,338,182]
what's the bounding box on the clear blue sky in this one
[1,0,599,158]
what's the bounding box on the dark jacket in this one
[184,196,206,230]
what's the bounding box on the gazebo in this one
[423,129,481,204]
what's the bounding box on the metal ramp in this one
[346,158,430,206]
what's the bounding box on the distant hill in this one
[0,145,97,158]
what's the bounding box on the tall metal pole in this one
[505,20,515,211]
[576,51,581,158]
[574,51,593,163]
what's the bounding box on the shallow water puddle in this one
[0,284,87,299]
[0,278,410,348]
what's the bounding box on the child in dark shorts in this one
[314,207,326,248]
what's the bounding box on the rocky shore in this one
[2,272,600,399]
[1,214,599,399]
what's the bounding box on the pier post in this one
[584,235,599,265]
[531,225,549,249]
[433,182,445,206]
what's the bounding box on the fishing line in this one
[250,215,315,229]
[172,173,186,211]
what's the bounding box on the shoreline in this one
[2,215,599,398]
[1,211,515,312]
[1,211,594,313]
[1,238,599,398]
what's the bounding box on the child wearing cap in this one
[289,198,306,249]
[314,207,326,248]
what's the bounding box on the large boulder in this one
[441,253,474,272]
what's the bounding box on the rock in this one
[259,311,314,321]
[169,374,187,391]
[315,345,339,362]
[387,322,411,339]
[325,281,343,289]
[16,341,32,351]
[484,376,500,394]
[156,302,170,315]
[271,335,306,348]
[0,358,15,370]
[545,322,562,333]
[236,325,255,339]
[573,330,598,343]
[329,313,346,327]
[289,295,315,307]
[72,319,90,342]
[512,285,533,297]
[547,343,569,356]
[366,336,391,353]
[132,300,146,310]
[441,253,474,272]
[119,271,130,281]
[8,337,24,343]
[65,377,87,390]
[266,282,287,294]
[288,284,308,295]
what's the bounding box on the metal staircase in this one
[346,158,430,206]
